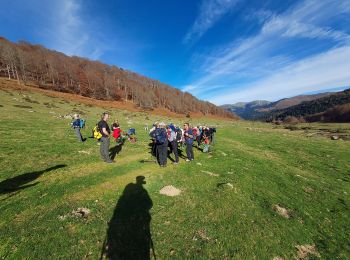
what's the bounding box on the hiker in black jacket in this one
[98,112,114,163]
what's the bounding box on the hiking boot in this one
[106,160,115,163]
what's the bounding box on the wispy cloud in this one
[184,0,350,104]
[212,45,350,104]
[48,0,105,60]
[183,0,240,44]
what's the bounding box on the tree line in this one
[260,89,350,122]
[0,37,235,118]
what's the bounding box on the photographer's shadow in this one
[105,176,155,259]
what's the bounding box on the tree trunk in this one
[6,64,10,79]
[15,67,20,85]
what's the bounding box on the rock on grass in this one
[193,229,211,242]
[303,186,314,193]
[272,204,291,219]
[201,170,219,177]
[72,207,91,218]
[197,229,211,241]
[159,185,181,197]
[295,244,320,259]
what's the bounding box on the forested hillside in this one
[0,37,234,118]
[221,93,333,120]
[221,100,271,120]
[261,89,350,122]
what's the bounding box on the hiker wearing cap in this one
[167,124,179,164]
[184,123,194,161]
[154,122,168,167]
[72,114,83,142]
[98,112,114,163]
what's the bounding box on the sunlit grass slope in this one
[0,87,349,259]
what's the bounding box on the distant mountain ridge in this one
[221,100,271,120]
[262,88,350,122]
[222,92,334,120]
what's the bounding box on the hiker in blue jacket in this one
[154,122,168,167]
[72,114,83,142]
[184,123,194,161]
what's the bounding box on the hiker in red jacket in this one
[112,121,124,145]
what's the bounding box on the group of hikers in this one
[71,112,216,166]
[149,122,216,166]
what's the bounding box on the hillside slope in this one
[0,87,349,259]
[221,100,271,120]
[0,37,235,119]
[260,88,350,122]
[222,92,336,120]
[0,78,231,120]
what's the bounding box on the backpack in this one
[93,124,102,140]
[79,119,85,129]
[128,128,136,135]
[155,128,167,144]
[193,128,198,137]
[176,128,182,142]
[72,119,80,128]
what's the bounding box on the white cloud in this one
[211,45,350,104]
[184,0,240,44]
[184,0,350,103]
[48,0,104,59]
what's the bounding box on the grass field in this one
[0,86,349,259]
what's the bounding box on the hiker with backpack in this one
[153,122,168,167]
[72,114,84,142]
[167,124,179,164]
[192,127,199,147]
[127,128,137,143]
[210,127,216,144]
[197,126,203,147]
[183,123,194,161]
[98,112,114,163]
[112,121,125,146]
[202,127,211,153]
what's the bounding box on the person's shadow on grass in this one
[109,141,124,161]
[105,176,155,260]
[0,164,67,195]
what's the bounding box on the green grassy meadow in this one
[0,87,349,259]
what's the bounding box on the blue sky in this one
[1,0,350,104]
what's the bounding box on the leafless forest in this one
[0,37,235,118]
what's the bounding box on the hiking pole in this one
[99,233,107,260]
[66,123,72,138]
[150,235,157,260]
